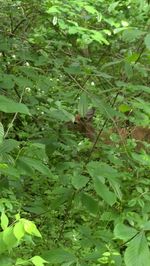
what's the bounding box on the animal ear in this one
[85,107,95,121]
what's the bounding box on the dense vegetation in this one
[0,0,150,265]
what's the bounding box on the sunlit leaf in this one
[124,232,150,266]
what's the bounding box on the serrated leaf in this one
[114,223,137,241]
[124,231,150,266]
[0,95,30,114]
[1,211,9,230]
[13,221,25,241]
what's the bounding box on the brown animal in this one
[67,108,150,146]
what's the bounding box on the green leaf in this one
[144,33,150,49]
[114,223,137,242]
[17,156,51,177]
[30,256,48,266]
[81,192,98,215]
[46,6,60,14]
[143,221,150,231]
[0,232,7,254]
[42,248,76,264]
[122,29,143,42]
[124,231,150,266]
[22,219,42,238]
[71,174,89,190]
[3,226,18,249]
[132,153,150,167]
[118,104,131,113]
[0,255,13,266]
[84,5,98,14]
[87,162,121,200]
[0,123,4,145]
[94,178,116,206]
[13,221,25,241]
[92,31,109,45]
[1,211,9,230]
[1,74,15,89]
[15,258,29,265]
[0,139,19,154]
[0,95,30,114]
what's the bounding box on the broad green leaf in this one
[3,226,18,249]
[81,192,98,215]
[17,156,51,176]
[30,256,48,266]
[124,231,150,266]
[144,33,150,49]
[143,221,150,231]
[0,95,30,114]
[0,123,4,145]
[13,221,25,241]
[22,219,42,238]
[42,248,76,264]
[114,223,137,242]
[0,232,7,254]
[1,211,9,230]
[87,162,121,200]
[0,255,13,266]
[94,178,116,206]
[71,174,89,190]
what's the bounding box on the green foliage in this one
[0,0,150,265]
